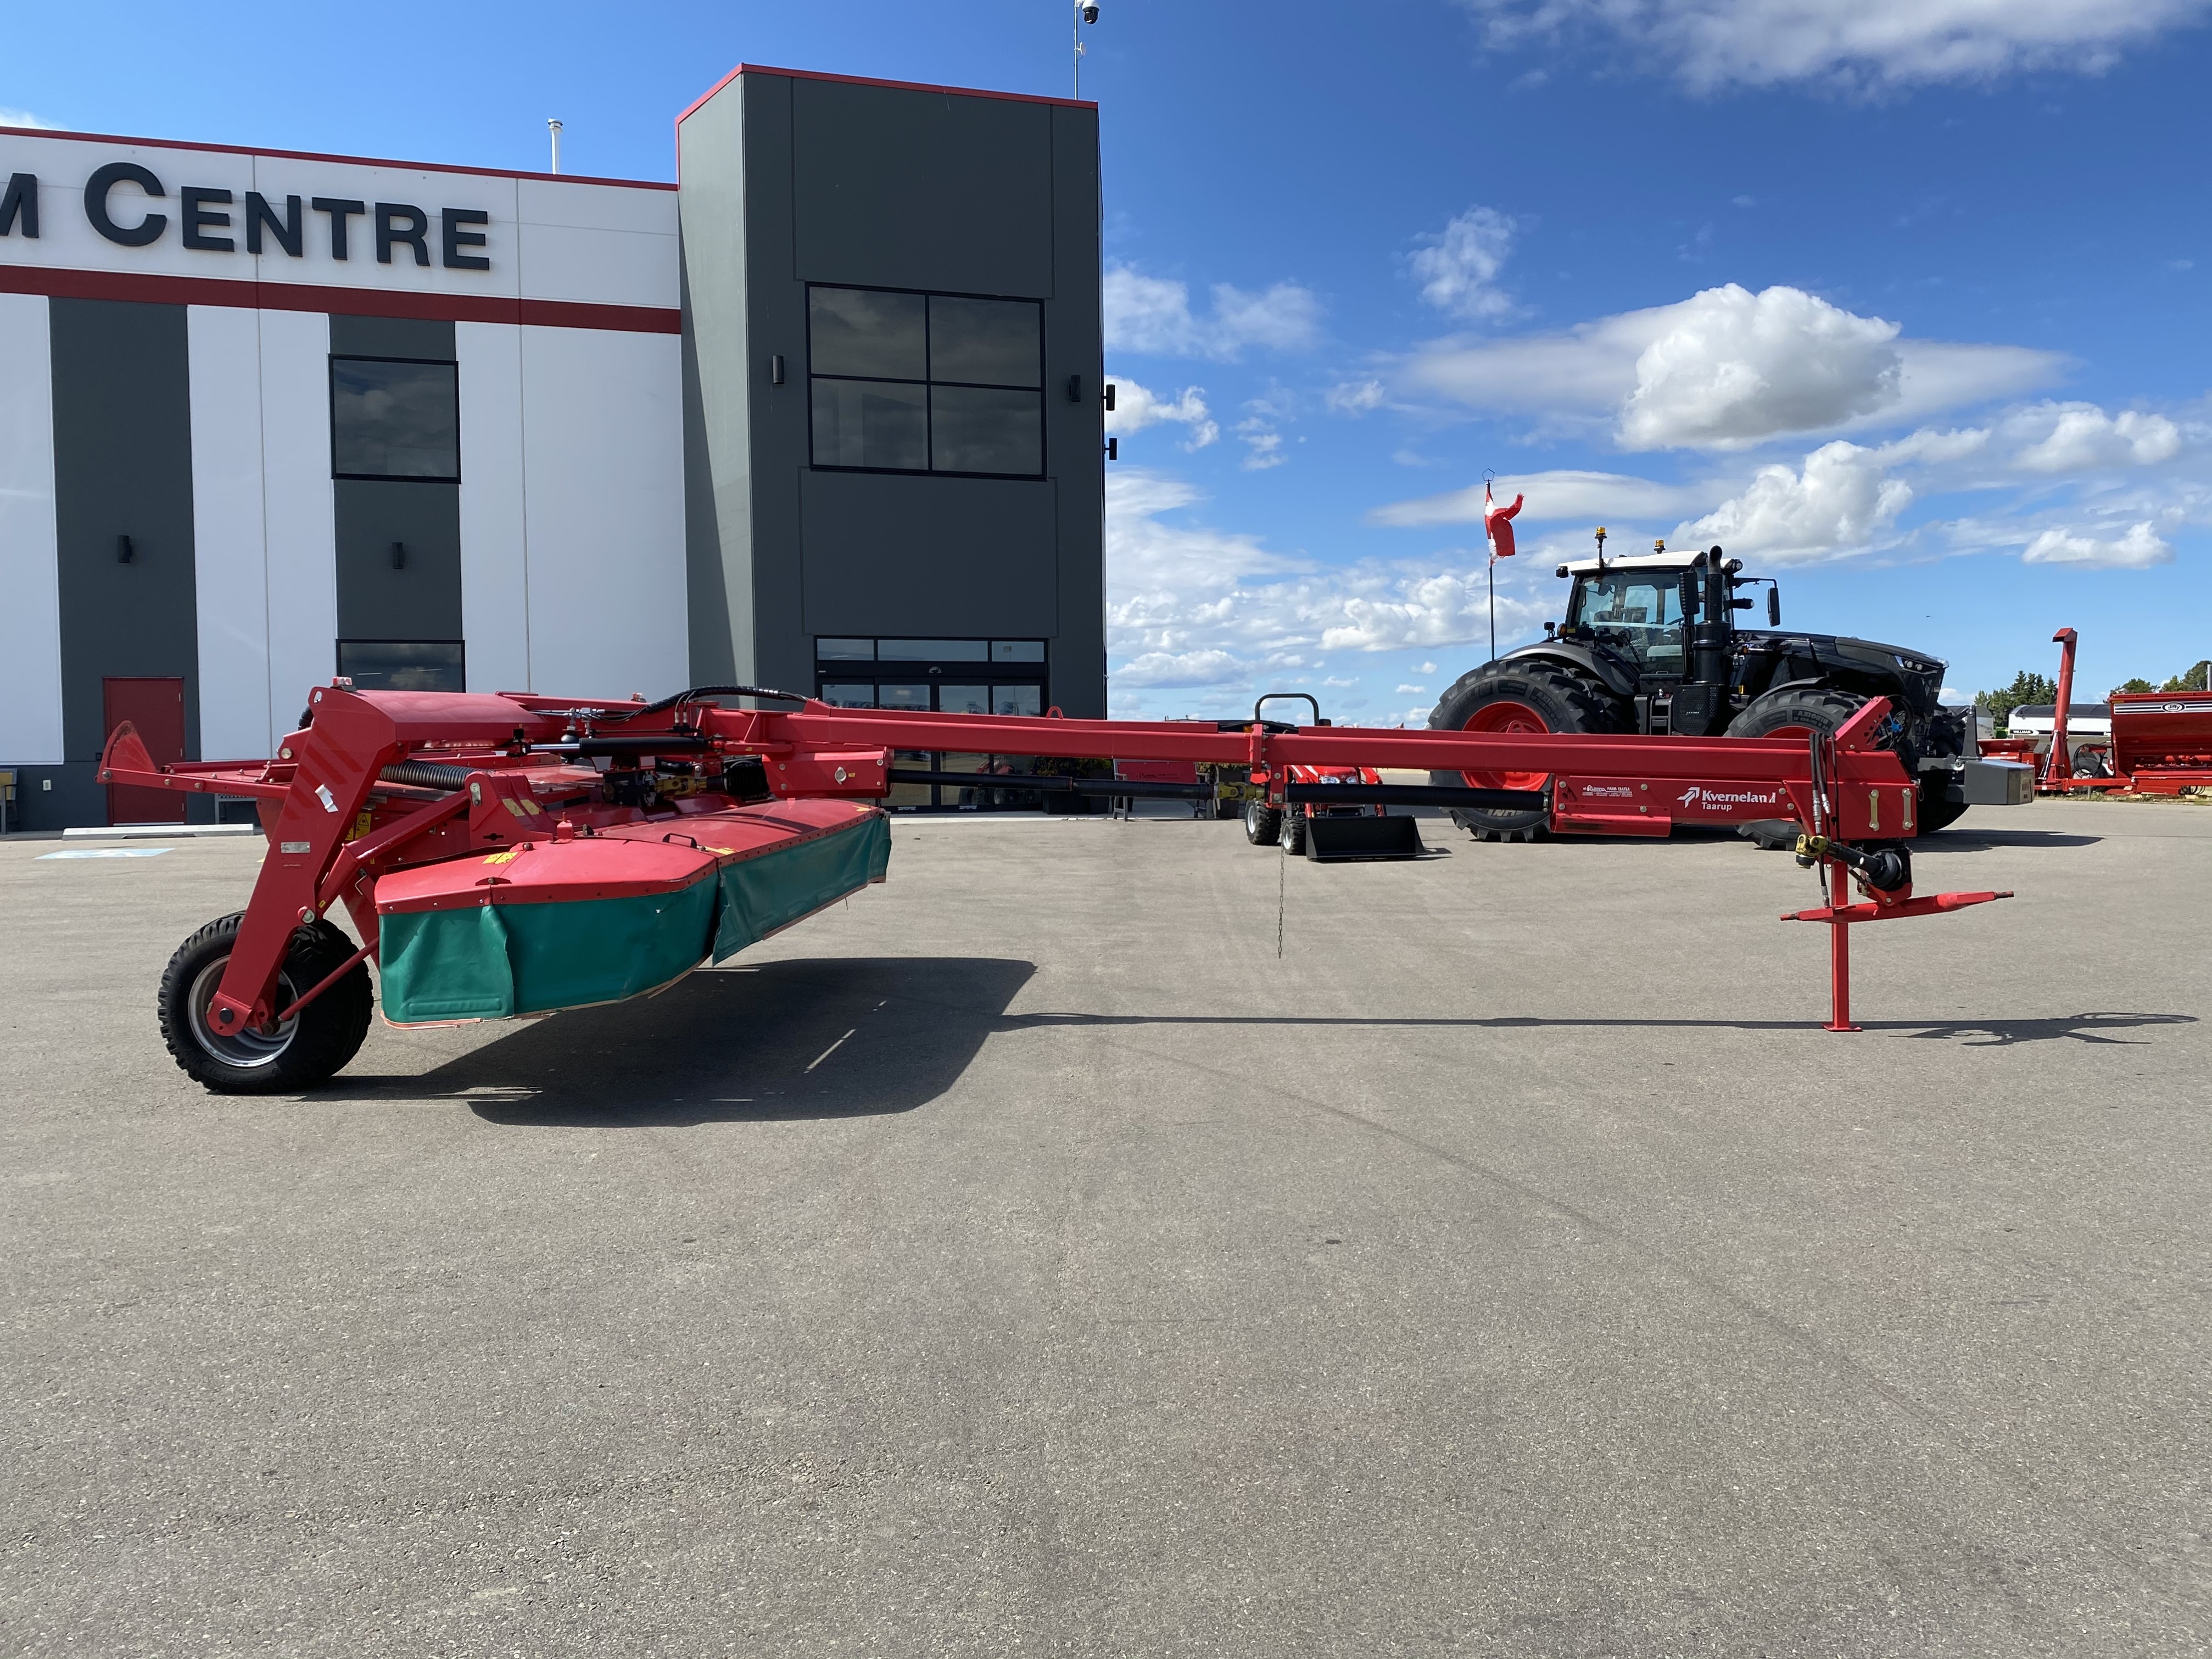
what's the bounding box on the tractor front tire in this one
[158,913,372,1094]
[1244,800,1282,846]
[1731,686,1969,834]
[1282,811,1308,856]
[1427,660,1624,841]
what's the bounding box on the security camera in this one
[1081,2,1100,21]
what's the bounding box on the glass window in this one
[879,639,990,661]
[992,685,1043,717]
[811,378,927,471]
[939,685,991,716]
[929,296,1041,387]
[338,639,464,692]
[876,683,932,711]
[331,358,459,481]
[818,639,875,661]
[808,285,1044,478]
[1569,571,1689,672]
[931,386,1041,476]
[991,641,1046,662]
[820,683,876,707]
[808,287,926,379]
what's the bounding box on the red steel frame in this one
[102,685,2009,1041]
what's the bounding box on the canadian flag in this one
[1485,479,1523,562]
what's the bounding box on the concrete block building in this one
[0,65,1103,829]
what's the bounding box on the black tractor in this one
[1427,543,1978,840]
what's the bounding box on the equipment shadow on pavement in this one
[1914,829,2103,851]
[328,957,1037,1126]
[999,1009,2192,1047]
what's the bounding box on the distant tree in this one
[2160,661,2211,693]
[1974,671,2059,734]
[2113,678,2158,695]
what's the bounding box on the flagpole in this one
[1483,470,1498,664]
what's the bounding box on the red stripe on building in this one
[0,265,680,333]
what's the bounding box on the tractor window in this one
[1569,571,1689,673]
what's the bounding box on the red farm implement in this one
[1990,627,2212,797]
[102,681,2013,1091]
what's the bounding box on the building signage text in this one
[0,165,490,271]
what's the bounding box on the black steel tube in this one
[534,736,713,757]
[885,768,1214,800]
[1284,782,1546,809]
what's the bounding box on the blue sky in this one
[9,1,2209,719]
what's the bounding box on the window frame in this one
[805,283,1046,481]
[328,353,463,485]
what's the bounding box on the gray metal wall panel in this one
[48,298,200,763]
[329,315,455,360]
[678,82,759,687]
[332,481,463,644]
[1047,102,1106,717]
[791,79,1054,298]
[799,472,1058,636]
[680,70,1105,714]
[738,74,812,694]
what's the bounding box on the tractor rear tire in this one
[1244,800,1282,846]
[158,913,372,1094]
[1731,686,1968,834]
[1427,660,1625,841]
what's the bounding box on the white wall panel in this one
[187,304,271,757]
[456,320,532,692]
[257,309,337,727]
[0,133,675,313]
[520,326,687,700]
[0,292,63,763]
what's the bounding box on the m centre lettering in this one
[0,165,491,269]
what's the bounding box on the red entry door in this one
[103,677,187,824]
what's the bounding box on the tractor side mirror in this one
[1678,572,1698,623]
[1767,586,1781,627]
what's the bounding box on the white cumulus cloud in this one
[1401,284,2059,451]
[1459,0,2212,91]
[1675,439,1913,562]
[1104,377,1219,449]
[1106,471,1551,705]
[2021,522,2173,569]
[1411,206,1518,320]
[2008,402,2185,472]
[1236,418,1286,471]
[1104,265,1323,361]
[1371,468,1713,528]
[1326,378,1387,415]
[1114,649,1250,688]
[0,108,54,129]
[1618,283,1901,450]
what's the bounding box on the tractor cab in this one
[1551,548,1781,680]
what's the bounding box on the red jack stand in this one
[1782,861,2013,1033]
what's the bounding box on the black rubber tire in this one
[1427,660,1625,841]
[1281,811,1308,856]
[1244,800,1282,846]
[1731,686,1968,834]
[158,912,373,1094]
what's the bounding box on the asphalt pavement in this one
[2,798,2207,1657]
